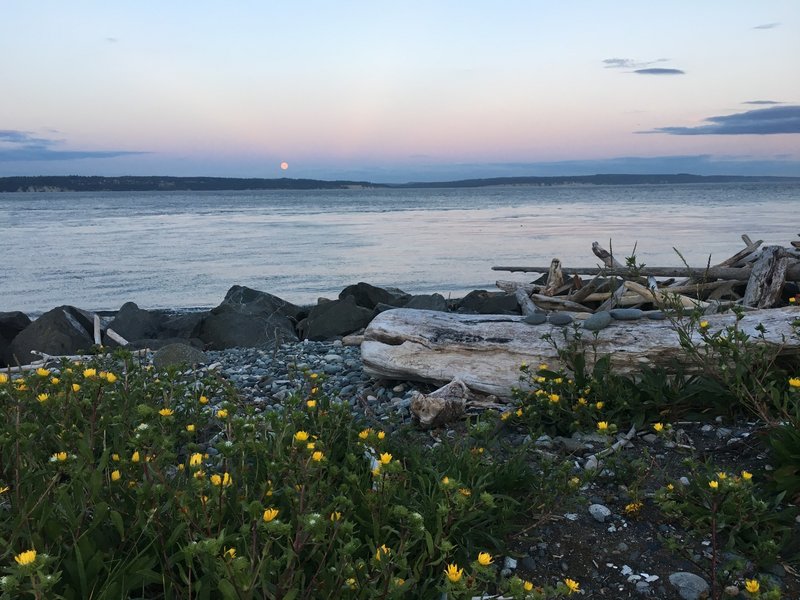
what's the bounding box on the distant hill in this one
[1,173,798,192]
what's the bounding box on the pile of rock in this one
[1,283,523,368]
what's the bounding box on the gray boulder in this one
[458,290,520,314]
[0,311,32,367]
[299,295,375,340]
[153,343,209,370]
[404,293,448,312]
[338,282,410,310]
[668,572,709,600]
[194,285,301,350]
[9,306,94,365]
[104,302,166,345]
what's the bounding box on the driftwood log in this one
[361,307,800,398]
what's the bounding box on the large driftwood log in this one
[361,308,800,398]
[492,264,800,281]
[743,246,790,308]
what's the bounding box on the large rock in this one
[299,295,375,341]
[404,293,449,312]
[457,290,520,315]
[105,302,166,345]
[9,306,94,365]
[194,285,301,350]
[152,343,209,370]
[338,282,410,310]
[0,311,32,367]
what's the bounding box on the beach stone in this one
[523,312,547,325]
[338,282,410,310]
[548,313,573,326]
[582,311,612,331]
[645,310,666,320]
[9,306,94,365]
[589,503,612,523]
[668,572,709,600]
[153,343,209,370]
[403,293,448,312]
[458,290,519,315]
[0,311,32,367]
[195,285,300,350]
[610,308,643,320]
[299,295,374,341]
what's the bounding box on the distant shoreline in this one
[2,173,799,193]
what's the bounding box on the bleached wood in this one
[105,328,129,346]
[93,314,102,346]
[514,288,538,316]
[592,241,623,268]
[361,308,800,398]
[743,246,791,308]
[493,264,800,280]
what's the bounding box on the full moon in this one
[280,161,289,170]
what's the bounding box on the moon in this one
[280,161,289,170]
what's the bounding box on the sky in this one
[1,1,799,183]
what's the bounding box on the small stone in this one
[716,428,733,439]
[548,313,573,326]
[523,312,547,325]
[724,585,740,596]
[642,433,658,444]
[635,581,652,595]
[582,311,612,331]
[584,456,599,471]
[503,556,517,571]
[610,308,644,320]
[589,503,612,523]
[668,572,709,600]
[645,311,666,320]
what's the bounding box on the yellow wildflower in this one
[294,431,310,442]
[346,578,356,589]
[193,470,205,480]
[15,381,28,390]
[83,368,96,378]
[158,408,174,417]
[131,451,140,463]
[789,377,800,389]
[444,563,463,583]
[595,401,604,409]
[377,430,386,440]
[14,549,37,566]
[564,578,580,594]
[379,452,392,465]
[306,400,317,408]
[306,442,316,450]
[36,367,50,377]
[653,422,664,432]
[535,376,546,383]
[459,487,471,497]
[477,552,493,566]
[709,480,719,489]
[554,377,563,384]
[224,547,236,559]
[597,421,609,432]
[441,476,450,486]
[538,363,548,371]
[310,372,318,379]
[199,395,209,404]
[0,486,9,494]
[699,320,709,329]
[311,386,319,395]
[515,408,523,417]
[111,453,120,461]
[569,476,581,487]
[111,469,121,481]
[105,372,117,383]
[741,470,753,481]
[216,408,228,419]
[311,451,324,462]
[50,377,60,384]
[186,424,195,432]
[37,393,49,402]
[667,483,674,491]
[717,472,727,480]
[791,297,797,303]
[0,374,7,383]
[375,544,391,561]
[523,580,534,592]
[330,511,342,521]
[52,451,68,462]
[358,428,371,439]
[71,383,81,392]
[624,501,643,515]
[577,397,588,405]
[262,508,279,522]
[548,393,560,403]
[744,579,760,593]
[500,411,512,420]
[189,453,203,468]
[211,472,233,487]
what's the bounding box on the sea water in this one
[1,182,797,314]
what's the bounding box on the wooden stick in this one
[592,241,622,268]
[625,280,710,309]
[569,275,603,303]
[529,293,591,312]
[93,314,102,346]
[105,328,130,346]
[493,264,800,280]
[514,288,538,317]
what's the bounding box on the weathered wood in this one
[493,264,800,281]
[569,275,603,303]
[592,241,623,268]
[529,293,591,313]
[542,258,565,296]
[514,288,538,316]
[624,280,710,310]
[105,328,129,346]
[93,314,102,346]
[670,238,763,287]
[596,281,627,312]
[409,378,469,428]
[361,308,800,398]
[743,246,791,308]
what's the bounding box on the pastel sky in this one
[1,1,799,182]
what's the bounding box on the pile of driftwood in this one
[361,235,800,413]
[493,235,800,315]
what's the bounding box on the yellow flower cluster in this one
[789,377,800,389]
[211,472,233,487]
[14,549,37,566]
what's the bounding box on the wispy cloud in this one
[753,22,780,30]
[643,105,800,135]
[603,57,669,69]
[0,129,145,161]
[744,100,783,105]
[634,68,685,76]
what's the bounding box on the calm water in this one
[1,183,798,314]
